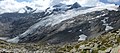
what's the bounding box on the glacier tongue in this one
[5,4,119,43]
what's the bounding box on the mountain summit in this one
[70,2,81,9]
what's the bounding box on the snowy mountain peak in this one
[0,0,119,14]
[53,3,65,7]
[18,6,37,13]
[71,2,81,9]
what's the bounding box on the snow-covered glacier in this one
[6,4,119,43]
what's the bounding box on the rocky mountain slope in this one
[0,1,120,53]
[0,3,119,44]
[0,27,119,53]
[57,29,120,53]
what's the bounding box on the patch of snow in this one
[101,17,113,31]
[105,25,113,31]
[92,18,95,19]
[79,29,82,32]
[89,21,92,23]
[0,37,9,40]
[96,13,107,18]
[68,30,72,32]
[101,17,109,23]
[78,34,87,41]
[68,20,75,23]
[96,16,101,18]
[6,36,19,43]
[92,13,107,20]
[18,9,26,13]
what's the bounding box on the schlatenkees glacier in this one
[0,0,120,44]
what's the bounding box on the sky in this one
[15,0,120,6]
[16,0,31,2]
[16,0,120,5]
[100,0,120,5]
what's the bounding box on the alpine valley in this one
[0,0,120,53]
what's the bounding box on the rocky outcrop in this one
[57,29,120,53]
[0,29,119,53]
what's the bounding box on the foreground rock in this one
[57,29,120,53]
[0,29,119,53]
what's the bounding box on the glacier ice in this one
[5,4,119,43]
[0,0,119,43]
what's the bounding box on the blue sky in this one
[16,0,31,2]
[100,0,120,5]
[16,0,120,5]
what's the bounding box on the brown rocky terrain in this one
[0,3,119,53]
[0,29,119,53]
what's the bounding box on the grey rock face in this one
[41,10,120,44]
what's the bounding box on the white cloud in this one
[62,0,105,6]
[107,0,120,2]
[0,0,63,14]
[0,0,30,13]
[0,0,117,14]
